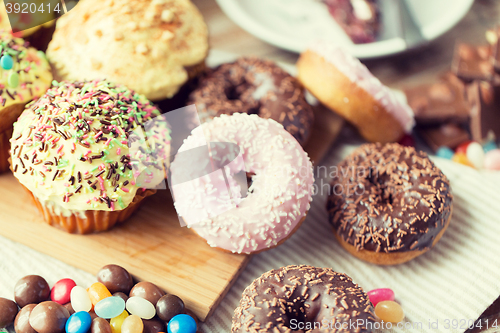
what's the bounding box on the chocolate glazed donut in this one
[327,143,453,265]
[187,57,314,146]
[231,265,376,333]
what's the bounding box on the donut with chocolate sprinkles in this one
[231,265,376,333]
[187,57,314,146]
[327,143,453,265]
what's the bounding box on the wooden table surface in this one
[191,0,500,331]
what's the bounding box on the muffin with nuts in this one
[46,0,209,101]
[10,79,171,234]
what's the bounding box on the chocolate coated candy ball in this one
[29,301,70,333]
[14,275,50,308]
[0,297,18,328]
[97,265,134,294]
[14,304,37,333]
[129,282,164,306]
[91,317,112,333]
[156,294,184,322]
[142,318,165,333]
[63,302,75,315]
[113,292,129,303]
[184,309,199,327]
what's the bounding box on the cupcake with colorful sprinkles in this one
[0,31,52,172]
[10,80,171,234]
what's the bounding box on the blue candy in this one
[168,314,197,333]
[483,141,497,153]
[436,146,454,160]
[94,296,126,319]
[0,55,13,70]
[65,311,92,333]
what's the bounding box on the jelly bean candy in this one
[95,296,126,319]
[483,141,497,153]
[88,282,112,306]
[66,311,92,333]
[51,278,77,305]
[466,142,485,169]
[367,288,395,307]
[375,301,404,323]
[110,310,129,333]
[436,147,454,160]
[126,296,156,320]
[71,286,92,313]
[0,55,13,70]
[452,152,473,167]
[167,314,197,333]
[398,134,415,147]
[485,149,500,171]
[455,140,472,155]
[121,315,143,333]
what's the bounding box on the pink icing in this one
[310,42,415,133]
[170,113,314,254]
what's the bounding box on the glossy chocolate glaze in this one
[232,265,376,333]
[187,57,314,146]
[328,143,453,253]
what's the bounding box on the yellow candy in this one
[110,310,129,333]
[88,282,112,306]
[121,315,144,333]
[375,300,404,323]
[452,152,473,167]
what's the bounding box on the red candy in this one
[398,134,415,147]
[455,140,473,155]
[367,288,395,307]
[51,278,77,305]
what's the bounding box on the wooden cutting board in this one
[0,105,343,321]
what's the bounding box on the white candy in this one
[126,296,156,319]
[466,142,485,169]
[70,286,92,312]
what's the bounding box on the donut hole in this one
[225,85,242,101]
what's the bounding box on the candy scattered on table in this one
[398,134,415,147]
[375,300,405,323]
[466,142,485,169]
[94,297,126,320]
[126,297,156,320]
[436,146,455,160]
[14,275,51,308]
[51,279,77,305]
[167,314,197,333]
[485,149,500,170]
[0,297,18,328]
[367,288,395,307]
[1,265,198,333]
[65,312,92,333]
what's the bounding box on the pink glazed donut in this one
[170,113,314,254]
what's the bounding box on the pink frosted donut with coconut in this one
[170,113,314,254]
[310,42,415,133]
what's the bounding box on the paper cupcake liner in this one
[0,127,13,173]
[24,187,156,234]
[0,103,25,174]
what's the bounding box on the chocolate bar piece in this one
[452,43,494,82]
[467,81,500,142]
[418,123,471,152]
[486,26,500,73]
[405,73,469,125]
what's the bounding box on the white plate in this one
[215,0,474,59]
